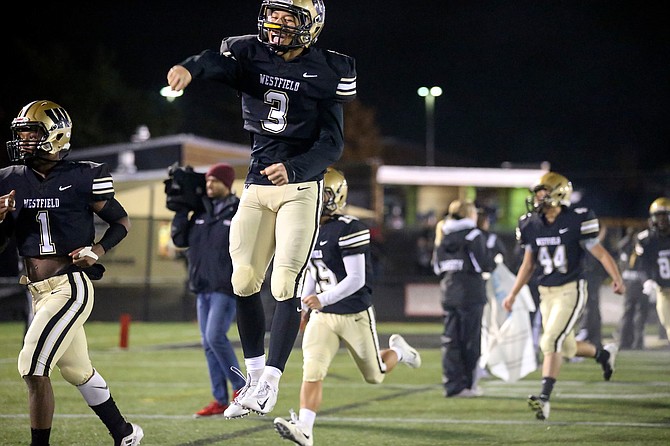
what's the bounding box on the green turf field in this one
[1,321,669,445]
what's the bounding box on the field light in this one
[417,86,443,98]
[417,86,443,166]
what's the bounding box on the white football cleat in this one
[528,395,550,420]
[389,334,422,368]
[274,410,313,446]
[119,422,144,446]
[602,343,618,381]
[224,367,254,419]
[239,379,278,415]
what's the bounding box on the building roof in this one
[376,165,547,188]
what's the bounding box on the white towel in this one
[480,263,537,383]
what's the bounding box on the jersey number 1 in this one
[37,211,57,255]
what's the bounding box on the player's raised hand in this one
[167,65,193,91]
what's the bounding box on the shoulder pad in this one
[220,35,258,57]
[76,160,104,170]
[0,165,25,180]
[336,214,361,224]
[324,50,356,72]
[573,207,589,214]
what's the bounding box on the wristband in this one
[98,222,128,252]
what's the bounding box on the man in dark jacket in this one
[433,200,496,397]
[171,163,246,417]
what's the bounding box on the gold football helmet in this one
[6,100,72,162]
[257,0,325,52]
[649,197,670,234]
[526,171,573,213]
[323,167,347,215]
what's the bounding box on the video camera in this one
[164,162,206,213]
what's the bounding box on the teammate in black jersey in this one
[0,100,142,445]
[636,197,670,343]
[166,0,356,418]
[502,172,625,421]
[273,168,421,446]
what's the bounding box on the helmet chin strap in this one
[25,150,65,167]
[268,37,301,54]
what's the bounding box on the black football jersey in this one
[307,214,372,314]
[635,229,670,287]
[180,35,357,184]
[518,207,600,286]
[0,161,114,257]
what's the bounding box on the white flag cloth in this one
[480,262,537,383]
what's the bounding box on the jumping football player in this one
[166,0,356,417]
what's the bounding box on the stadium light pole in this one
[417,86,442,166]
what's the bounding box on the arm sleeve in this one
[317,253,365,307]
[301,268,317,299]
[284,100,345,182]
[95,199,130,252]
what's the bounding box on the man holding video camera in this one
[170,163,246,417]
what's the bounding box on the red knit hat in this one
[206,163,235,190]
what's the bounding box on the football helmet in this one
[323,167,347,215]
[526,171,573,213]
[257,0,325,52]
[6,100,72,162]
[649,197,670,235]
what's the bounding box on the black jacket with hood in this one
[432,217,496,307]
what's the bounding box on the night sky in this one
[2,1,668,213]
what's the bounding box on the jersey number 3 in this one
[262,90,289,134]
